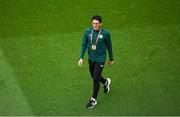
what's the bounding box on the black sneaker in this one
[86,97,97,108]
[104,78,111,93]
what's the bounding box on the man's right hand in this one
[78,58,83,67]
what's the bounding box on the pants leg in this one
[89,60,106,85]
[88,60,105,99]
[100,76,107,85]
[88,60,95,78]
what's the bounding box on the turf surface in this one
[0,0,180,116]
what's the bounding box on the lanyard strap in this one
[90,28,102,45]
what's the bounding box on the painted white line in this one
[0,48,33,115]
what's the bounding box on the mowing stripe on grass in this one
[0,48,32,115]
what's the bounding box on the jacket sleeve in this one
[80,30,88,59]
[105,32,113,61]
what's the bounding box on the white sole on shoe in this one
[106,78,111,93]
[87,101,97,109]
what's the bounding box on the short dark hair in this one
[92,15,102,23]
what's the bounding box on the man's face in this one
[92,20,102,31]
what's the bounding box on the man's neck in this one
[93,28,102,32]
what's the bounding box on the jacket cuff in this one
[110,58,113,61]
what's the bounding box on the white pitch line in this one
[0,48,33,115]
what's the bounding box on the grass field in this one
[0,0,180,116]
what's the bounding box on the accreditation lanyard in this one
[90,28,102,45]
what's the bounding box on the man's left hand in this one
[109,60,114,67]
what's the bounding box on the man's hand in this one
[109,60,114,67]
[78,58,83,67]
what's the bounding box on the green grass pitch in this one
[0,0,180,116]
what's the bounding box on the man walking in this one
[78,15,114,108]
